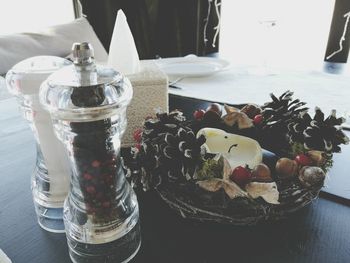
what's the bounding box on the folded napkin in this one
[107,11,167,147]
[108,10,140,75]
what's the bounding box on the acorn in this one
[206,103,223,117]
[275,158,299,179]
[241,104,262,119]
[203,109,222,123]
[251,163,273,182]
[307,150,327,166]
[298,166,326,189]
[222,111,253,129]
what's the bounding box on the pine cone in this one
[262,91,308,131]
[259,91,308,153]
[129,111,206,190]
[288,107,349,153]
[287,111,312,143]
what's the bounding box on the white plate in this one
[156,55,230,78]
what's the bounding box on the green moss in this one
[289,142,333,172]
[196,156,224,180]
[321,156,333,173]
[288,142,307,158]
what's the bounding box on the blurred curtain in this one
[78,0,221,59]
[324,0,350,63]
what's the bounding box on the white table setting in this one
[157,55,350,129]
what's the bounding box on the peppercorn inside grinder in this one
[6,56,72,233]
[40,42,141,263]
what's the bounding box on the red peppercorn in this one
[83,173,93,180]
[133,128,143,142]
[85,186,96,195]
[91,160,101,168]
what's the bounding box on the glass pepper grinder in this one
[6,56,72,233]
[40,42,141,263]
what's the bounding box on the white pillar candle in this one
[197,128,263,169]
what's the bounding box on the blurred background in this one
[0,0,347,71]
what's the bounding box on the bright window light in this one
[0,0,75,35]
[220,0,335,70]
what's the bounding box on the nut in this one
[307,150,327,166]
[298,166,326,189]
[275,158,299,179]
[251,163,272,182]
[206,103,223,116]
[241,104,262,119]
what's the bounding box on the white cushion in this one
[0,17,108,75]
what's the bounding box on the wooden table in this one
[0,95,349,263]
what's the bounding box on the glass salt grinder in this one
[6,56,72,233]
[40,42,141,263]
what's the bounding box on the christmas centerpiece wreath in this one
[123,91,349,225]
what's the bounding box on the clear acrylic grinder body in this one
[6,56,72,233]
[40,43,141,263]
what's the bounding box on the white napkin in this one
[108,10,140,75]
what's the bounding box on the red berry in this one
[230,166,252,187]
[83,173,93,180]
[253,114,264,125]
[193,109,205,120]
[85,186,96,195]
[91,160,101,168]
[133,128,143,142]
[295,154,312,166]
[206,103,222,116]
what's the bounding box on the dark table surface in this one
[0,95,350,263]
